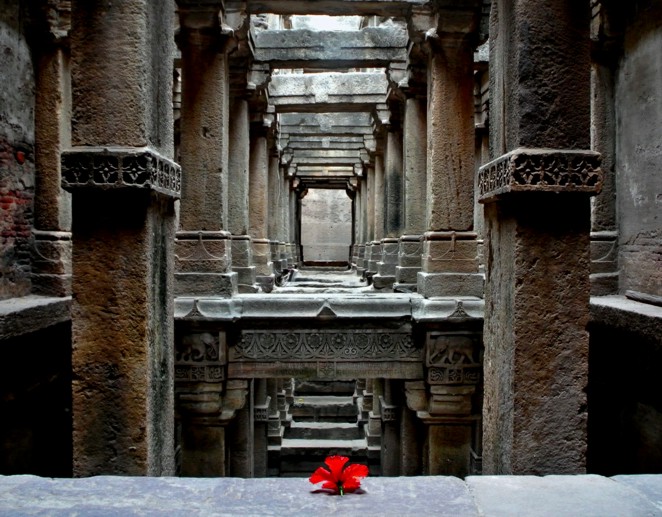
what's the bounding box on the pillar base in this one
[417,272,484,298]
[30,230,72,297]
[175,272,238,298]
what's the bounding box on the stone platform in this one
[1,474,661,516]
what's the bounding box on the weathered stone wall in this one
[615,1,662,297]
[301,189,352,263]
[0,0,35,300]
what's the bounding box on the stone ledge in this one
[0,295,71,340]
[590,295,662,344]
[0,474,659,516]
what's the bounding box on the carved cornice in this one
[61,147,181,199]
[478,148,603,203]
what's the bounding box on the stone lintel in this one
[253,27,407,68]
[478,148,603,203]
[62,147,181,199]
[228,361,423,381]
[246,0,427,17]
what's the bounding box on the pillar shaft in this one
[32,33,72,297]
[65,0,177,476]
[249,129,275,291]
[480,0,598,475]
[175,26,236,297]
[395,97,427,290]
[418,38,482,298]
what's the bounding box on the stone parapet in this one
[478,148,603,203]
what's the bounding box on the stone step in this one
[286,421,362,440]
[275,438,371,476]
[290,395,358,422]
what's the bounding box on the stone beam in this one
[245,0,427,16]
[253,27,407,69]
[279,113,374,136]
[269,72,388,113]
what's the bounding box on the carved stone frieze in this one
[62,147,181,198]
[426,332,481,386]
[175,332,226,383]
[478,148,603,202]
[230,329,421,362]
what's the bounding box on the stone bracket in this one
[175,331,227,383]
[478,148,603,203]
[61,147,181,199]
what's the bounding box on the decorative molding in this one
[426,332,481,386]
[62,147,181,198]
[175,332,225,383]
[231,329,420,362]
[478,148,602,202]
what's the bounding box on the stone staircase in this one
[270,382,378,477]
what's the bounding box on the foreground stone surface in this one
[0,475,660,516]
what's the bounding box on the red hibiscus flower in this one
[309,455,369,495]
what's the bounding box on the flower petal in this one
[324,455,349,482]
[340,463,369,492]
[309,466,334,486]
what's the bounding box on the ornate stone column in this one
[249,122,275,292]
[418,35,483,298]
[406,330,482,477]
[175,4,237,297]
[63,0,178,476]
[175,331,248,476]
[31,1,72,297]
[479,0,602,474]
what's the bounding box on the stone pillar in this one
[228,97,257,293]
[395,97,427,292]
[479,0,602,474]
[249,126,275,292]
[62,0,178,476]
[267,155,282,276]
[418,37,483,298]
[374,128,403,289]
[380,381,401,476]
[229,404,254,477]
[253,378,269,477]
[589,3,619,296]
[175,11,237,297]
[367,153,385,278]
[32,4,72,297]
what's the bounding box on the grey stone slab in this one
[466,475,662,517]
[0,476,478,517]
[612,475,662,512]
[269,72,388,112]
[254,27,407,68]
[247,0,428,17]
[0,295,71,340]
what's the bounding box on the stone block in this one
[417,271,485,298]
[175,272,237,297]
